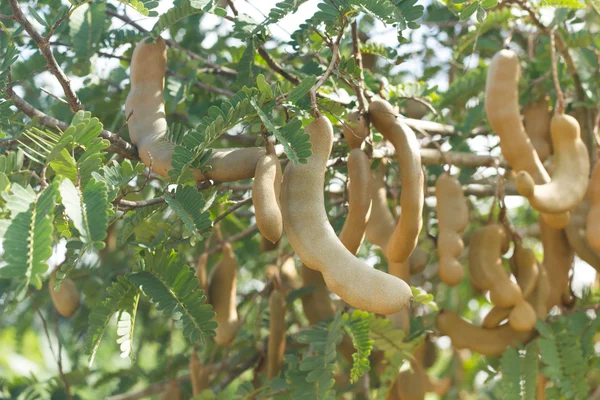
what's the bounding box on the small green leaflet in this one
[288,75,317,102]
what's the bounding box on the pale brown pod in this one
[159,380,183,400]
[300,265,335,325]
[435,173,468,286]
[207,242,240,345]
[485,49,569,227]
[339,149,372,255]
[195,253,208,294]
[49,273,80,318]
[342,110,369,149]
[369,99,424,263]
[189,351,209,395]
[587,160,600,251]
[365,160,396,252]
[409,247,428,275]
[523,96,552,162]
[566,198,600,271]
[267,289,286,378]
[253,153,283,244]
[260,235,279,252]
[539,219,574,309]
[280,256,300,293]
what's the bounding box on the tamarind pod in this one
[482,306,510,328]
[393,342,426,400]
[508,301,537,332]
[267,289,286,378]
[199,147,267,182]
[523,97,553,162]
[195,253,208,293]
[423,337,437,369]
[369,99,424,264]
[539,219,573,309]
[424,375,451,397]
[300,264,335,325]
[280,256,300,293]
[260,235,279,252]
[339,149,372,255]
[467,233,490,290]
[587,161,600,251]
[208,242,240,345]
[515,114,589,213]
[437,230,465,286]
[435,173,469,232]
[529,262,551,319]
[409,248,428,275]
[281,116,412,315]
[566,200,600,271]
[49,274,80,318]
[342,111,370,149]
[484,49,570,227]
[159,380,183,400]
[404,99,429,120]
[513,245,539,299]
[189,351,210,395]
[435,310,533,356]
[537,374,547,400]
[253,154,283,244]
[365,160,396,252]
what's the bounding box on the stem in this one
[350,21,368,111]
[549,29,565,115]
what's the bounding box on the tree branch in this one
[8,0,83,112]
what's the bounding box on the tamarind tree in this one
[1,0,599,399]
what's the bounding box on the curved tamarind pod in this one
[436,173,468,286]
[365,160,396,252]
[409,248,428,275]
[300,264,335,325]
[159,380,183,400]
[339,149,372,255]
[515,114,589,213]
[482,306,510,328]
[199,147,266,183]
[566,198,600,271]
[253,153,283,244]
[513,244,539,299]
[484,49,570,227]
[530,262,551,319]
[507,301,537,332]
[435,309,533,356]
[280,256,300,293]
[49,273,80,318]
[369,99,424,263]
[523,96,553,162]
[587,161,600,250]
[267,288,286,378]
[195,253,208,293]
[467,233,490,290]
[342,111,369,149]
[389,342,426,400]
[281,116,411,315]
[189,351,209,395]
[539,219,573,309]
[468,224,509,292]
[208,242,240,345]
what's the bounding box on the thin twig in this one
[213,197,253,225]
[54,312,73,400]
[350,21,368,111]
[8,0,83,112]
[549,29,565,115]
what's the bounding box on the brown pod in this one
[49,273,80,318]
[587,160,600,251]
[365,160,396,252]
[435,173,468,286]
[409,247,428,275]
[267,289,286,378]
[280,256,300,293]
[208,242,240,345]
[260,235,279,252]
[435,310,533,356]
[566,198,600,271]
[512,244,540,298]
[484,49,569,227]
[482,306,510,329]
[523,96,552,162]
[339,149,372,255]
[300,264,335,325]
[159,380,183,400]
[342,111,369,149]
[195,253,208,293]
[253,153,283,244]
[369,99,424,263]
[189,351,209,395]
[540,219,573,309]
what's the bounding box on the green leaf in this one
[164,185,211,238]
[151,1,204,36]
[541,0,584,8]
[118,203,168,246]
[343,310,374,383]
[127,249,217,343]
[288,75,317,103]
[460,2,479,20]
[256,74,273,99]
[28,6,49,27]
[69,2,106,57]
[481,0,498,8]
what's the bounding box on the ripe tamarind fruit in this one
[435,309,534,356]
[342,110,369,149]
[195,253,208,293]
[207,242,240,345]
[409,247,428,275]
[539,219,573,309]
[515,113,589,213]
[126,37,265,181]
[252,148,283,244]
[392,342,426,400]
[467,224,509,291]
[279,256,300,293]
[369,99,424,263]
[523,96,553,162]
[587,160,600,251]
[482,306,510,329]
[365,159,396,252]
[280,116,412,315]
[566,198,600,271]
[260,235,279,252]
[512,244,539,299]
[267,288,286,378]
[49,272,80,318]
[484,49,569,228]
[339,148,372,255]
[189,351,209,395]
[159,380,183,400]
[435,173,468,286]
